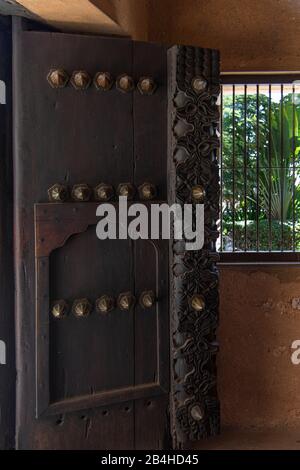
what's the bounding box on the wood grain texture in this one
[133,40,170,448]
[13,20,170,449]
[13,21,135,449]
[168,45,220,447]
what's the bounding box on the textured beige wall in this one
[218,266,300,429]
[147,0,300,71]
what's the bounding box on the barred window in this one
[219,75,300,262]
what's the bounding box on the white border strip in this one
[0,80,6,104]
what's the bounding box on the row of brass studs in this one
[47,69,157,95]
[48,182,157,202]
[51,291,156,319]
[48,182,206,203]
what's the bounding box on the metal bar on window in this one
[232,85,235,252]
[220,87,223,251]
[280,84,284,251]
[292,84,296,251]
[256,85,260,251]
[244,85,247,251]
[268,84,272,251]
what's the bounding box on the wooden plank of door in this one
[133,40,170,450]
[0,19,15,450]
[13,19,135,449]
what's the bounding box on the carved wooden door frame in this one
[168,46,220,447]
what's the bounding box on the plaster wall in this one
[218,266,300,429]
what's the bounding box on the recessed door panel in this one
[49,231,134,401]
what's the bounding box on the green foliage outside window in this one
[221,87,300,251]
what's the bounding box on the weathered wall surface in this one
[218,266,300,429]
[4,1,300,71]
[147,0,300,71]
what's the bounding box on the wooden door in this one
[0,16,14,450]
[12,18,220,449]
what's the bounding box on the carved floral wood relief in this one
[168,45,220,447]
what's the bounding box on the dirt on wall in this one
[218,265,300,429]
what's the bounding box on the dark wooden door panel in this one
[13,18,220,449]
[13,23,137,449]
[13,21,171,449]
[0,18,14,450]
[49,233,134,402]
[15,33,134,194]
[134,396,170,450]
[26,403,135,450]
[133,41,167,201]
